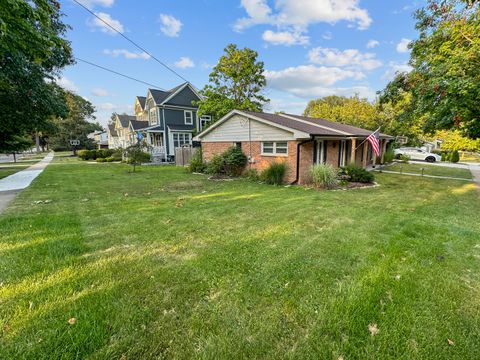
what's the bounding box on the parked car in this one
[394,147,442,162]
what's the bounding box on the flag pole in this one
[354,127,380,151]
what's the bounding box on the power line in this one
[75,57,165,89]
[72,0,189,83]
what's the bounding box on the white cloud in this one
[174,57,195,69]
[235,0,372,32]
[76,0,114,9]
[87,12,124,34]
[382,61,412,80]
[322,31,333,40]
[265,65,364,89]
[103,49,150,59]
[265,64,377,100]
[56,76,78,92]
[262,29,309,46]
[91,88,109,97]
[396,38,411,53]
[366,39,379,48]
[308,47,382,70]
[265,97,308,114]
[97,102,116,110]
[159,14,182,37]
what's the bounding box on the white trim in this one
[193,110,310,141]
[278,113,352,136]
[163,104,198,110]
[169,131,192,155]
[184,110,193,125]
[316,140,325,165]
[261,141,289,156]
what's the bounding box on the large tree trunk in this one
[35,131,40,153]
[12,153,16,163]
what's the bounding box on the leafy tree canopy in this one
[0,0,74,149]
[48,91,101,151]
[379,0,480,138]
[196,44,269,122]
[304,95,379,130]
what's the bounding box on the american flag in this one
[366,128,381,156]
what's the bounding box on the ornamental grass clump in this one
[309,164,338,189]
[261,162,287,185]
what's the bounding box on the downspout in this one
[162,107,167,162]
[291,138,313,185]
[248,118,252,169]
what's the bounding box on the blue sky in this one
[59,0,422,126]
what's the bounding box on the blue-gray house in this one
[134,82,211,162]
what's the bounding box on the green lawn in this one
[0,165,30,179]
[1,155,480,359]
[384,162,473,179]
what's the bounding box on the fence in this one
[175,146,198,166]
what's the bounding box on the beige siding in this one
[201,114,295,142]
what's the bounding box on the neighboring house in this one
[87,130,109,149]
[105,82,211,161]
[140,82,211,162]
[422,139,443,152]
[134,96,148,121]
[194,110,393,184]
[107,124,120,149]
[114,114,137,148]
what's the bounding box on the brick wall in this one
[298,141,314,184]
[202,142,235,162]
[202,141,302,183]
[243,141,299,183]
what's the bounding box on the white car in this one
[394,147,442,162]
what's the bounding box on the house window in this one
[149,108,157,125]
[200,115,211,130]
[173,132,192,148]
[261,141,288,156]
[184,110,193,125]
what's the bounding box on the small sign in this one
[69,140,80,146]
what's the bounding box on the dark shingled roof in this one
[136,96,146,109]
[117,114,136,128]
[242,111,392,138]
[149,89,171,104]
[130,119,149,130]
[107,124,117,137]
[241,111,342,136]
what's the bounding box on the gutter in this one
[291,138,313,185]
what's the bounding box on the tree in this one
[304,95,379,130]
[0,0,74,149]
[124,143,152,172]
[379,0,480,138]
[195,44,269,122]
[48,91,101,151]
[0,136,33,162]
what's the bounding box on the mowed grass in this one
[0,166,31,179]
[385,162,473,179]
[1,155,480,359]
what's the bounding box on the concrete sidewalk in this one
[468,163,480,190]
[0,152,54,213]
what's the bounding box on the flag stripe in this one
[366,129,380,156]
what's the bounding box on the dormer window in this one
[184,110,193,125]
